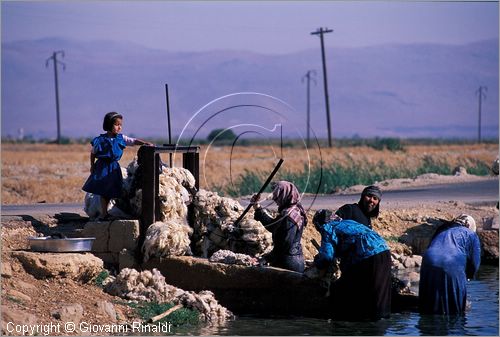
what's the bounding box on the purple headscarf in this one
[271,181,307,229]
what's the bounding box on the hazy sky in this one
[2,1,498,54]
[2,1,498,141]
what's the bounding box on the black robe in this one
[254,208,305,273]
[335,203,372,229]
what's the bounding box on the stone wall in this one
[81,220,140,269]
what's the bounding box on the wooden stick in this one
[311,238,321,252]
[149,304,183,323]
[233,158,284,227]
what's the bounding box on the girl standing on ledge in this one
[82,112,152,220]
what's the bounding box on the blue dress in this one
[82,133,127,199]
[419,224,481,315]
[315,220,392,320]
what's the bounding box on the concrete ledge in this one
[142,256,418,317]
[82,220,139,254]
[144,256,330,317]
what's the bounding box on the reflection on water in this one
[172,265,498,336]
[416,315,467,336]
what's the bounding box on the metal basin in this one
[28,237,96,252]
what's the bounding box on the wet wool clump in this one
[209,249,258,266]
[105,268,234,323]
[191,189,273,258]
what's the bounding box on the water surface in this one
[174,265,498,336]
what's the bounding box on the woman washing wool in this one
[310,209,392,321]
[251,181,307,273]
[419,214,481,315]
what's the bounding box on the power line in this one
[45,50,65,144]
[302,70,316,147]
[311,27,333,147]
[476,86,487,143]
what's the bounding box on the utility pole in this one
[311,27,333,147]
[302,70,316,147]
[165,83,173,167]
[476,86,487,143]
[46,51,65,144]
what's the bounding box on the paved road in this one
[299,179,499,211]
[2,179,497,217]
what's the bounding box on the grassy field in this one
[1,142,498,204]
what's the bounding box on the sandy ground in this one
[340,170,494,194]
[1,221,142,335]
[301,171,499,259]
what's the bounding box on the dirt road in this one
[2,178,497,217]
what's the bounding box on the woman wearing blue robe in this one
[419,214,481,315]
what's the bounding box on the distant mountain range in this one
[2,37,498,140]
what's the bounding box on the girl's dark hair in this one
[102,112,123,131]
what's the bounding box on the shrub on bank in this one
[225,158,492,196]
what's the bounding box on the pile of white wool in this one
[105,268,233,323]
[209,249,258,266]
[191,189,273,258]
[142,221,193,262]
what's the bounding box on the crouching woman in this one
[311,209,392,321]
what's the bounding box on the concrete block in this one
[109,220,140,253]
[82,222,110,253]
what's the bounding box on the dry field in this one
[1,143,498,204]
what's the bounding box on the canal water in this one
[174,265,498,336]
